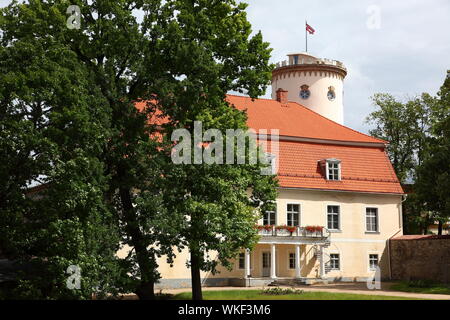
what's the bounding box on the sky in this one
[1,0,449,133]
[244,0,450,132]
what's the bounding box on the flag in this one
[306,23,315,35]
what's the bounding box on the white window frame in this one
[328,253,341,271]
[326,159,341,181]
[286,203,301,227]
[365,207,380,233]
[367,252,380,272]
[326,205,341,231]
[263,210,277,226]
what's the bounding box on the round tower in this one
[271,53,347,124]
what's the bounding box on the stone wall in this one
[390,236,450,284]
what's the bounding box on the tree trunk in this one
[438,221,443,236]
[136,281,155,300]
[190,247,203,301]
[119,186,156,300]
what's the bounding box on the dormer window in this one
[326,159,341,181]
[262,153,277,175]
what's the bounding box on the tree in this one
[163,107,278,300]
[142,0,277,300]
[366,93,430,183]
[366,73,450,235]
[0,15,121,298]
[1,0,277,299]
[366,93,432,234]
[415,72,450,235]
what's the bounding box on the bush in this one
[261,287,304,296]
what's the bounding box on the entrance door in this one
[262,252,271,277]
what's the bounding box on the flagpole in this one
[305,20,308,52]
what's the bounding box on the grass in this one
[390,280,450,295]
[173,289,423,300]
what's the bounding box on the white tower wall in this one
[271,53,347,125]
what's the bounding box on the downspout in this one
[388,194,408,280]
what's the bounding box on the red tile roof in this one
[226,94,403,194]
[276,141,403,194]
[135,94,404,194]
[226,95,386,144]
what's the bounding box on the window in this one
[369,254,379,271]
[366,208,379,232]
[293,55,299,65]
[238,253,245,269]
[287,204,300,227]
[263,210,276,226]
[326,160,341,181]
[329,254,340,270]
[263,153,277,175]
[327,206,340,230]
[238,253,252,270]
[289,253,296,269]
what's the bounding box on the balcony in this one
[257,226,330,243]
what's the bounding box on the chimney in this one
[276,88,288,105]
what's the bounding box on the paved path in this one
[160,282,450,300]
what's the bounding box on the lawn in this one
[390,281,450,295]
[173,289,422,300]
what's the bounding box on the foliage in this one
[0,11,121,298]
[262,287,304,295]
[366,75,450,234]
[366,93,431,183]
[391,281,450,295]
[0,0,278,300]
[414,75,450,232]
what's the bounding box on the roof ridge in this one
[226,93,277,102]
[287,100,387,144]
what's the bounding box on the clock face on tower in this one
[300,90,310,99]
[300,85,311,100]
[327,90,336,101]
[327,86,336,101]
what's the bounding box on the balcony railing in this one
[257,226,330,239]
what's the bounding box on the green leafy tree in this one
[415,72,450,235]
[1,0,277,300]
[366,93,430,183]
[150,0,277,300]
[366,93,432,234]
[0,15,121,298]
[367,73,450,235]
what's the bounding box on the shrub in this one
[261,287,304,296]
